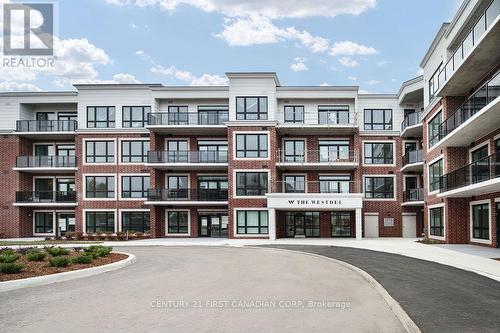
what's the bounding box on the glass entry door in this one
[198,213,228,238]
[331,212,352,237]
[57,212,75,236]
[285,212,320,237]
[35,178,53,201]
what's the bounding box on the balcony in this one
[13,156,77,173]
[14,191,77,207]
[277,111,357,135]
[438,151,500,198]
[400,112,423,138]
[269,181,360,194]
[402,188,424,206]
[145,188,228,205]
[276,150,358,170]
[434,0,500,96]
[146,112,228,135]
[15,120,77,139]
[401,150,423,172]
[432,71,500,147]
[145,150,228,170]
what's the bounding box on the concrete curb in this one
[0,252,136,293]
[249,247,421,333]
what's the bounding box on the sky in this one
[0,0,462,93]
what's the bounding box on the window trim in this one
[232,169,270,198]
[82,174,117,201]
[281,138,306,163]
[236,96,268,120]
[118,138,150,165]
[283,105,304,123]
[470,199,492,244]
[427,107,443,150]
[233,208,270,237]
[235,210,269,236]
[165,209,190,236]
[122,105,150,128]
[83,209,116,234]
[82,138,117,166]
[362,175,396,201]
[119,174,150,201]
[232,131,270,160]
[468,141,490,163]
[427,155,444,195]
[86,106,116,128]
[363,109,393,131]
[282,173,307,193]
[119,209,150,233]
[427,203,445,241]
[362,140,396,166]
[33,210,56,236]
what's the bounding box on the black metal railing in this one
[401,112,423,131]
[403,188,424,202]
[276,149,358,164]
[270,181,360,194]
[147,188,228,201]
[148,150,228,164]
[402,149,423,166]
[16,120,77,132]
[16,156,76,168]
[15,191,76,203]
[433,71,500,143]
[439,150,500,192]
[148,112,229,126]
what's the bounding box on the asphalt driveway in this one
[265,245,500,333]
[0,246,404,333]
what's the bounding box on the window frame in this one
[364,176,395,200]
[470,200,491,243]
[85,211,115,234]
[428,157,444,194]
[85,140,115,164]
[428,110,443,149]
[120,139,149,164]
[87,106,115,128]
[236,96,268,120]
[122,106,150,128]
[120,175,150,200]
[283,105,304,123]
[428,206,444,239]
[121,210,150,233]
[363,109,393,130]
[283,174,306,193]
[234,133,269,159]
[318,105,350,125]
[84,175,115,199]
[234,171,269,197]
[363,141,395,165]
[166,210,190,235]
[236,210,269,235]
[283,139,305,162]
[33,211,54,235]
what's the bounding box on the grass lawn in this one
[0,240,103,246]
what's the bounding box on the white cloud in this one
[329,41,378,56]
[338,57,359,67]
[290,57,308,72]
[136,49,154,64]
[348,76,358,81]
[151,65,228,85]
[0,81,42,92]
[367,79,380,85]
[377,60,390,67]
[55,73,140,87]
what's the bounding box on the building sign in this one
[287,199,343,206]
[266,194,363,209]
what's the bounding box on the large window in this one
[122,106,150,128]
[429,207,444,237]
[364,142,394,165]
[236,97,268,120]
[87,106,115,128]
[85,176,115,198]
[86,211,115,233]
[167,211,189,234]
[429,159,443,192]
[320,175,351,193]
[235,134,268,158]
[319,140,350,162]
[34,212,53,234]
[331,212,352,237]
[428,111,442,148]
[283,175,305,193]
[122,211,150,233]
[86,141,114,163]
[364,109,393,130]
[121,176,150,199]
[167,176,188,199]
[121,140,149,163]
[472,203,489,240]
[198,105,229,125]
[318,105,349,125]
[167,106,189,125]
[283,140,305,162]
[364,177,394,199]
[236,172,268,196]
[428,65,441,102]
[236,211,269,234]
[284,105,304,123]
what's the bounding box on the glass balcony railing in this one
[276,150,358,164]
[148,112,229,126]
[282,111,356,125]
[16,120,77,132]
[433,71,500,142]
[403,188,424,202]
[439,150,500,192]
[401,112,423,131]
[432,0,500,93]
[16,156,76,168]
[147,188,228,201]
[147,150,228,164]
[270,181,360,194]
[16,191,76,203]
[402,150,423,166]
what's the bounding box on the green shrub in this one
[26,250,47,262]
[0,253,21,263]
[83,245,112,257]
[46,247,70,257]
[72,254,93,264]
[0,248,15,256]
[0,263,24,274]
[49,256,71,267]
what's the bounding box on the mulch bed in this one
[0,252,128,282]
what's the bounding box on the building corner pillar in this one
[355,208,362,240]
[268,208,276,241]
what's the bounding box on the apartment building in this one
[0,0,498,247]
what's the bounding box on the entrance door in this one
[34,178,53,201]
[402,215,417,238]
[198,213,228,238]
[57,212,75,236]
[56,178,76,201]
[285,212,320,237]
[364,214,379,237]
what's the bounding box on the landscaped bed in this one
[0,246,128,282]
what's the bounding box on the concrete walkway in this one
[0,247,405,333]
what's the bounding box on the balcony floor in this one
[400,123,423,138]
[276,124,357,136]
[144,163,228,170]
[143,201,228,206]
[438,177,500,198]
[12,167,78,174]
[400,162,424,173]
[275,162,358,170]
[146,125,227,135]
[14,132,77,140]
